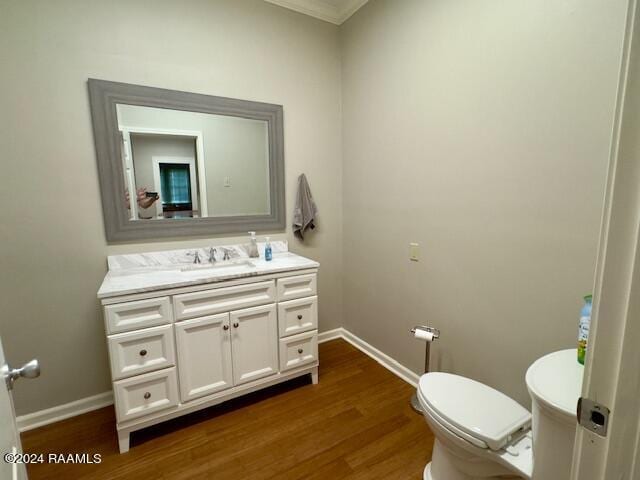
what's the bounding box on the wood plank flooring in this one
[21,339,434,479]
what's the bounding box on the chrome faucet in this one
[190,251,202,264]
[221,247,232,261]
[208,248,217,263]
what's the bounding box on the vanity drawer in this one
[113,367,178,423]
[279,330,318,372]
[108,325,176,380]
[278,296,318,337]
[104,297,172,334]
[173,280,276,321]
[277,274,317,302]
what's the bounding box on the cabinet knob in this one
[144,392,151,400]
[298,348,304,354]
[223,325,229,330]
[233,322,239,328]
[139,349,147,357]
[297,315,303,320]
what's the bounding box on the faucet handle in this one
[187,251,202,264]
[208,248,217,263]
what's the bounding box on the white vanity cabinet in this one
[100,262,319,454]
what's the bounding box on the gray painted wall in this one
[340,0,628,406]
[0,0,629,418]
[0,0,343,415]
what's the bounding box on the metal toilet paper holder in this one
[410,325,440,414]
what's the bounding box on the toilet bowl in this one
[418,349,583,480]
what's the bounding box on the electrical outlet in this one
[409,243,420,262]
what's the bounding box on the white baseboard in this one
[317,328,344,343]
[18,329,416,433]
[318,327,419,387]
[17,391,114,432]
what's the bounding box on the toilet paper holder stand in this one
[409,325,440,414]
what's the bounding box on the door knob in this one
[3,359,40,390]
[233,322,239,328]
[223,325,229,330]
[297,315,303,320]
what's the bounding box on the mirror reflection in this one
[116,104,271,220]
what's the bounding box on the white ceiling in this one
[264,0,370,25]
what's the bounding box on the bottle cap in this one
[584,294,593,301]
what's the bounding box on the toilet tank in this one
[526,349,584,480]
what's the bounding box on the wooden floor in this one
[22,339,434,479]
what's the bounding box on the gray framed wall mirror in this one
[87,79,285,242]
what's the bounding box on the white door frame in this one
[119,130,138,221]
[570,0,640,477]
[119,126,208,217]
[152,156,203,217]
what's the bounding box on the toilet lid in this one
[526,349,583,421]
[419,372,531,451]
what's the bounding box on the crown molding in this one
[264,0,369,25]
[338,0,370,23]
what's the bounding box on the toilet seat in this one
[418,373,534,479]
[419,389,489,449]
[418,373,531,451]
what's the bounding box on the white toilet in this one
[418,349,583,480]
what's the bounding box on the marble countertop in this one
[98,241,319,299]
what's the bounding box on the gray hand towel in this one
[293,173,318,240]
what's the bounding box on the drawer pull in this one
[233,322,239,329]
[139,349,147,357]
[144,392,151,400]
[223,325,229,331]
[298,348,304,354]
[297,314,303,320]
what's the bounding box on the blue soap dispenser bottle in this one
[265,237,273,261]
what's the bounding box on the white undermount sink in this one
[179,259,255,272]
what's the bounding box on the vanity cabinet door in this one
[230,304,278,386]
[174,313,233,402]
